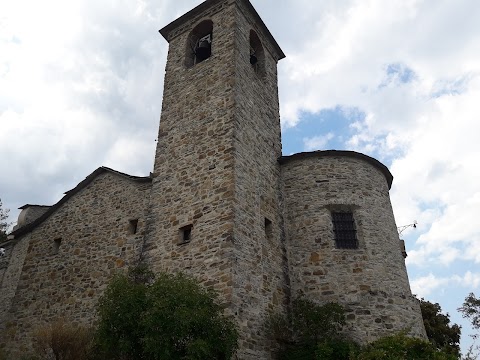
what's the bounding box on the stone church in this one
[0,0,426,358]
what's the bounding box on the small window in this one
[129,219,139,235]
[332,212,358,249]
[264,218,272,241]
[186,20,213,68]
[179,225,193,245]
[53,238,62,254]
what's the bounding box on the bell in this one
[250,54,258,65]
[195,40,211,62]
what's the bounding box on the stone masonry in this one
[1,169,151,356]
[143,1,287,357]
[281,152,426,342]
[0,0,426,358]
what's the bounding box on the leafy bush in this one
[92,265,238,360]
[316,338,360,360]
[268,297,357,360]
[354,332,458,360]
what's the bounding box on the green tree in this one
[93,265,238,360]
[459,293,480,359]
[0,198,10,242]
[419,298,461,357]
[459,293,480,337]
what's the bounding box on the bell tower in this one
[144,0,286,358]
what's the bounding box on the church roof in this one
[9,167,151,239]
[280,150,394,189]
[159,0,285,60]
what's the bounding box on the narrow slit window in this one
[129,219,139,235]
[179,225,193,245]
[53,238,62,254]
[332,212,358,249]
[264,218,272,241]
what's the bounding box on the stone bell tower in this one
[143,0,287,358]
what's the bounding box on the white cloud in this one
[303,132,334,151]
[0,0,180,218]
[412,271,480,298]
[411,273,450,298]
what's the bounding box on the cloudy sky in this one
[1,0,479,352]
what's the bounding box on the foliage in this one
[0,198,10,242]
[268,297,357,360]
[268,296,460,360]
[459,293,480,335]
[92,265,238,360]
[462,344,480,360]
[354,332,458,360]
[419,298,461,357]
[459,293,480,359]
[32,320,93,360]
[315,338,360,360]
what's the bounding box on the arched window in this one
[249,30,265,76]
[185,20,213,68]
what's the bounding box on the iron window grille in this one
[332,212,358,249]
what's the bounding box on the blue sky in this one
[1,0,479,354]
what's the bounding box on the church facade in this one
[0,0,426,358]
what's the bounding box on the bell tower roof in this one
[159,0,285,60]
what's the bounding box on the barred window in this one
[332,212,358,249]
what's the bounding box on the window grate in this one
[332,212,358,249]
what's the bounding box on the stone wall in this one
[281,152,426,343]
[0,235,31,340]
[231,2,287,358]
[144,1,286,358]
[1,172,150,356]
[144,0,236,297]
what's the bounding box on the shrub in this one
[92,266,238,360]
[354,332,458,360]
[316,338,360,360]
[268,296,357,360]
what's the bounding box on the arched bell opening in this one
[185,20,213,68]
[249,30,265,77]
